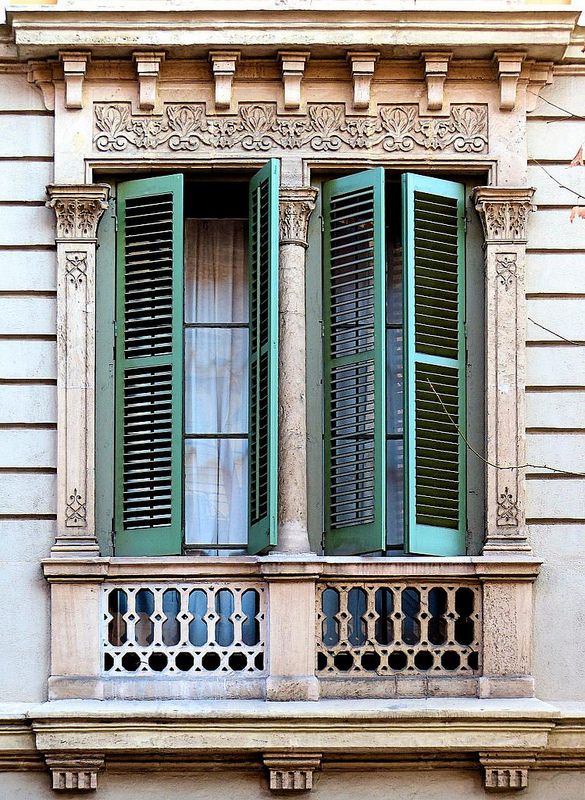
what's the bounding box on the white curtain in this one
[184,219,248,550]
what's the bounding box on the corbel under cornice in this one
[59,50,90,110]
[132,51,165,112]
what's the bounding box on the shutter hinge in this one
[321,531,326,552]
[320,215,324,233]
[463,214,468,233]
[112,200,118,232]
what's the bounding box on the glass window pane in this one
[185,219,248,323]
[386,241,402,326]
[386,328,403,436]
[185,328,248,434]
[387,438,404,547]
[184,438,248,546]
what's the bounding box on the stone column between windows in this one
[46,184,110,557]
[276,187,318,554]
[473,187,535,555]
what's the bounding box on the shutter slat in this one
[323,169,386,555]
[403,174,466,556]
[114,175,184,556]
[247,160,279,555]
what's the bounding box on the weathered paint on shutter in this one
[248,160,279,554]
[114,174,184,556]
[403,173,466,556]
[323,169,386,555]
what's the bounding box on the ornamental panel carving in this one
[94,102,488,155]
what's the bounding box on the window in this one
[98,163,471,558]
[320,169,466,557]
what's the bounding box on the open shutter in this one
[248,160,279,554]
[323,169,386,555]
[114,175,184,556]
[403,173,466,556]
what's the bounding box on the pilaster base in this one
[266,676,320,702]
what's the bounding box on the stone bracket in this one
[494,51,526,111]
[480,753,536,793]
[264,752,321,793]
[27,59,56,111]
[46,754,104,792]
[278,51,310,111]
[209,50,240,110]
[347,51,379,110]
[59,51,90,110]
[525,60,554,113]
[132,51,165,112]
[421,51,451,112]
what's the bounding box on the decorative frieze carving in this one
[64,252,88,289]
[495,253,517,289]
[264,753,321,793]
[279,187,317,248]
[46,755,104,792]
[496,487,519,527]
[94,102,488,155]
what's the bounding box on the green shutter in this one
[403,173,466,556]
[248,160,279,554]
[323,169,386,555]
[114,175,184,556]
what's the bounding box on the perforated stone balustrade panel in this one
[103,582,267,675]
[316,582,481,675]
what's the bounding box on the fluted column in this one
[276,187,317,554]
[46,184,110,557]
[473,187,535,555]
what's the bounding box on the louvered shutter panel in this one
[248,160,279,554]
[403,173,466,556]
[114,175,184,556]
[323,169,386,555]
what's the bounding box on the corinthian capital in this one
[46,184,110,240]
[279,187,318,248]
[472,186,535,243]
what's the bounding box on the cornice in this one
[4,9,579,61]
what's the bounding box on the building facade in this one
[1,1,585,797]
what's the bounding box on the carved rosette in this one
[473,187,535,555]
[279,187,318,248]
[47,184,110,556]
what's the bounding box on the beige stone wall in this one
[526,68,585,701]
[0,69,55,702]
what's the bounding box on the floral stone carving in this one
[94,102,488,154]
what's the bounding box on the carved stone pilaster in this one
[47,184,110,557]
[473,187,536,556]
[46,755,104,792]
[264,752,321,793]
[277,188,317,555]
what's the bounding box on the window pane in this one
[185,328,248,434]
[386,328,403,435]
[184,219,248,323]
[387,437,404,547]
[386,241,402,326]
[184,438,248,546]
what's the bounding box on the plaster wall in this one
[0,69,55,702]
[525,69,585,702]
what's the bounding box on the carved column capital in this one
[472,187,536,243]
[47,184,110,241]
[279,187,318,248]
